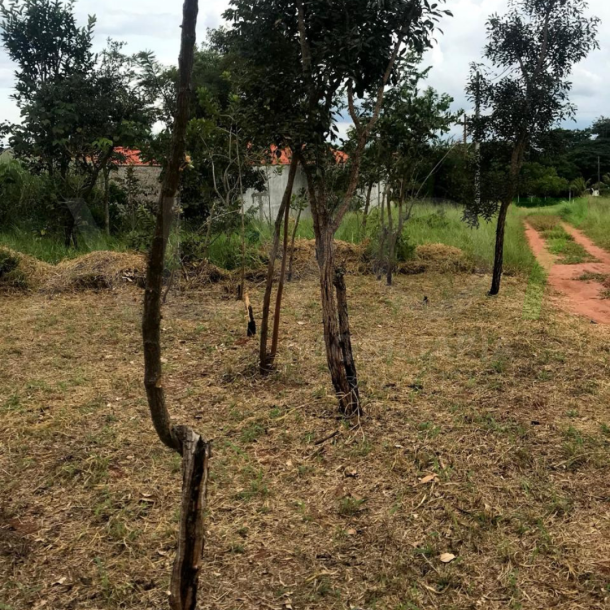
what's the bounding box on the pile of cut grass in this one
[255,202,538,277]
[0,247,52,291]
[44,251,147,292]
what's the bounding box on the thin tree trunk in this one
[259,154,299,373]
[104,169,111,236]
[141,3,209,610]
[376,185,388,280]
[489,199,510,296]
[236,136,246,300]
[287,205,303,282]
[333,268,360,409]
[385,187,394,286]
[203,200,217,259]
[169,428,210,610]
[361,181,373,237]
[269,193,291,364]
[489,143,524,296]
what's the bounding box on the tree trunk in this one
[385,188,394,286]
[103,169,111,236]
[316,226,361,417]
[141,2,208,609]
[333,268,360,409]
[269,193,291,364]
[489,142,525,296]
[489,199,510,296]
[361,182,373,237]
[376,186,388,280]
[287,205,303,282]
[259,154,299,373]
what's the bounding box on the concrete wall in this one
[244,164,385,221]
[111,165,162,196]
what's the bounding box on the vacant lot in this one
[2,270,610,610]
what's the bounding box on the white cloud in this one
[0,0,608,133]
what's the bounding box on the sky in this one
[0,0,608,137]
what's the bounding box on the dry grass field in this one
[1,271,610,610]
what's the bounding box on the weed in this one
[338,496,366,516]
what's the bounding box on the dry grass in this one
[0,247,53,291]
[2,273,610,610]
[44,251,147,292]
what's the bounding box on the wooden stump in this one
[169,427,211,610]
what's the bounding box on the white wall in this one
[244,164,385,221]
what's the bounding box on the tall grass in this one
[16,195,603,277]
[514,196,610,251]
[404,203,536,275]
[0,227,127,264]
[253,202,537,275]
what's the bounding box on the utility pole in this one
[463,113,468,147]
[474,71,481,208]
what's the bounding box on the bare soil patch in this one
[2,273,610,609]
[525,220,610,324]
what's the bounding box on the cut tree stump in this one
[169,427,211,610]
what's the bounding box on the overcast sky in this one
[0,0,608,136]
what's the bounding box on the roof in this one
[263,145,349,166]
[114,147,160,167]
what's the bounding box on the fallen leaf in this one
[440,553,456,563]
[419,474,439,485]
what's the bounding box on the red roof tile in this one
[114,147,160,167]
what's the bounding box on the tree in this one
[0,0,155,245]
[466,0,599,295]
[141,1,211,609]
[365,62,456,284]
[225,0,449,415]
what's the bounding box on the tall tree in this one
[225,0,449,415]
[295,0,448,416]
[141,1,210,609]
[0,0,155,244]
[466,0,599,295]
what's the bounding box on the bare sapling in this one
[141,1,210,608]
[259,153,299,373]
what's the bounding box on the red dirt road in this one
[525,221,610,324]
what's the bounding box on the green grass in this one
[525,208,595,264]
[519,196,610,252]
[15,197,610,276]
[0,227,127,264]
[255,202,538,275]
[403,203,536,275]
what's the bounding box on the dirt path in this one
[525,221,610,324]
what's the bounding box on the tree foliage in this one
[465,0,599,222]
